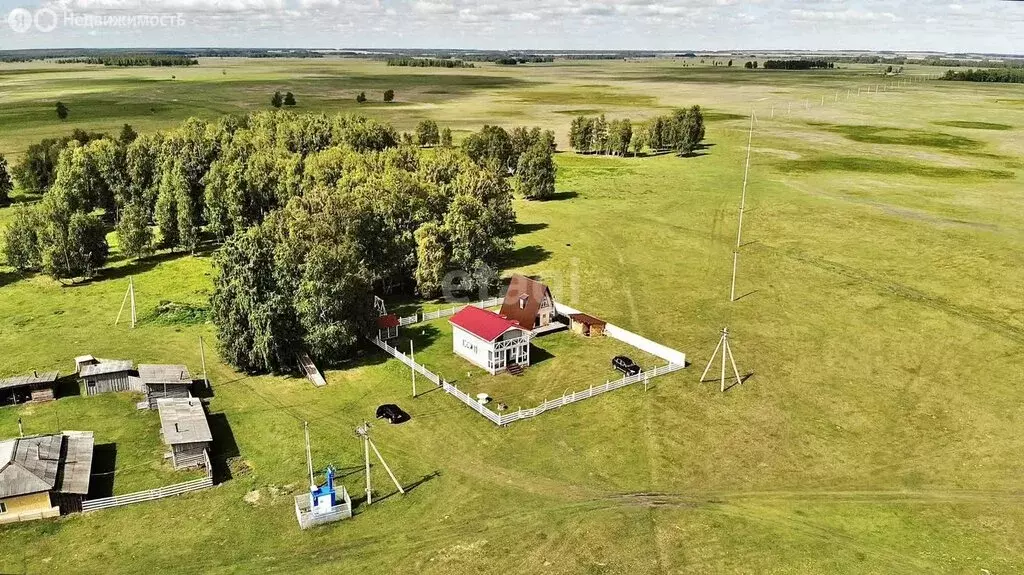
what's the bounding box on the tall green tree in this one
[356,91,367,103]
[416,120,440,147]
[210,223,301,373]
[383,89,395,102]
[0,153,12,206]
[271,91,283,108]
[115,200,152,260]
[37,184,109,280]
[118,124,138,145]
[283,92,297,106]
[440,127,453,148]
[2,205,43,271]
[56,102,69,121]
[462,125,514,172]
[414,221,449,298]
[514,140,557,200]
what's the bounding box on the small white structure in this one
[449,306,530,375]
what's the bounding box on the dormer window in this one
[519,295,529,309]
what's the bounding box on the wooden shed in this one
[139,364,192,409]
[80,360,135,396]
[0,371,60,405]
[157,398,212,470]
[569,313,607,338]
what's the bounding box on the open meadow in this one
[1,57,1023,574]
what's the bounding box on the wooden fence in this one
[82,451,213,513]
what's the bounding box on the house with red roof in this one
[449,306,531,375]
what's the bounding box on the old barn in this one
[0,431,94,524]
[157,398,212,470]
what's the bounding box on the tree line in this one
[2,113,557,372]
[762,59,834,70]
[386,58,474,68]
[494,57,554,65]
[941,68,1024,83]
[55,56,199,67]
[568,107,705,157]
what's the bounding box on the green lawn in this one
[0,58,1022,574]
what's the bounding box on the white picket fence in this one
[82,451,214,512]
[82,476,213,512]
[370,337,441,385]
[408,297,503,324]
[496,363,683,425]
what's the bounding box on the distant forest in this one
[762,59,834,70]
[56,56,199,67]
[941,68,1024,83]
[386,58,474,68]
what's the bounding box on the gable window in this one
[0,502,7,513]
[519,295,528,309]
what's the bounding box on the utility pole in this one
[305,421,315,490]
[355,422,405,505]
[199,336,209,391]
[410,340,416,398]
[359,422,372,505]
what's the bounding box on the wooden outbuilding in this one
[500,275,559,333]
[139,364,192,409]
[0,371,60,405]
[0,431,94,524]
[74,355,99,374]
[157,398,212,470]
[569,313,607,338]
[80,360,135,396]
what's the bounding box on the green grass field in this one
[1,57,1023,574]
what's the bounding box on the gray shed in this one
[80,360,135,396]
[139,364,192,409]
[157,398,212,470]
[0,371,60,405]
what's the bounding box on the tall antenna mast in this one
[731,109,755,302]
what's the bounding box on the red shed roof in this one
[449,306,521,342]
[377,314,400,329]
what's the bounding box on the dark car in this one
[612,355,641,376]
[376,404,410,424]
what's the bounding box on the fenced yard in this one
[373,299,687,425]
[82,450,214,512]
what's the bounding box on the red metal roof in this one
[449,306,521,342]
[377,314,400,329]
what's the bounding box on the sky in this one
[0,0,1022,54]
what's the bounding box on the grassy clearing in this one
[0,58,1023,574]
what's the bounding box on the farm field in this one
[1,57,1023,574]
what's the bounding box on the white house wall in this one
[452,325,493,373]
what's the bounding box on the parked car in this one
[375,404,410,424]
[612,355,641,376]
